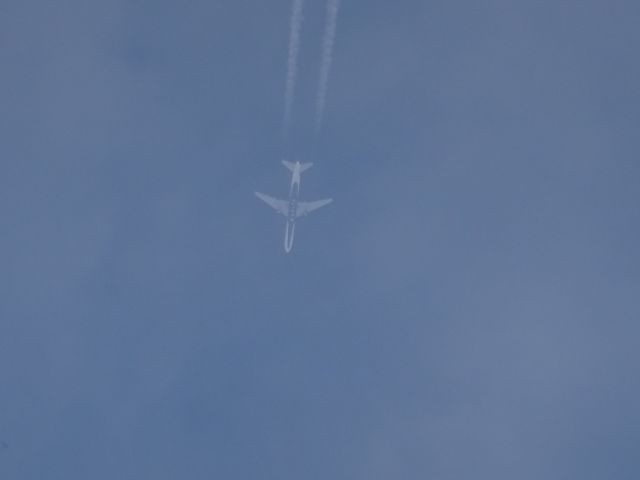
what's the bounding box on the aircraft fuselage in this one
[284,165,302,253]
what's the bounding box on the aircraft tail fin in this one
[282,161,313,173]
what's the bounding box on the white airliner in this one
[255,161,332,253]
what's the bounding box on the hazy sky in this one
[1,1,639,478]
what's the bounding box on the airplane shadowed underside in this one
[256,161,332,253]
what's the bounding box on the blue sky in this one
[1,0,639,478]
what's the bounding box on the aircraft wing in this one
[255,192,288,216]
[296,198,333,217]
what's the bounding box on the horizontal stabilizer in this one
[282,160,313,173]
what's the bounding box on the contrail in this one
[283,0,305,141]
[315,0,340,136]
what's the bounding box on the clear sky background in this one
[1,0,639,478]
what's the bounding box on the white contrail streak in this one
[283,0,304,141]
[315,0,340,136]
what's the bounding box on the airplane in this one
[255,160,332,253]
